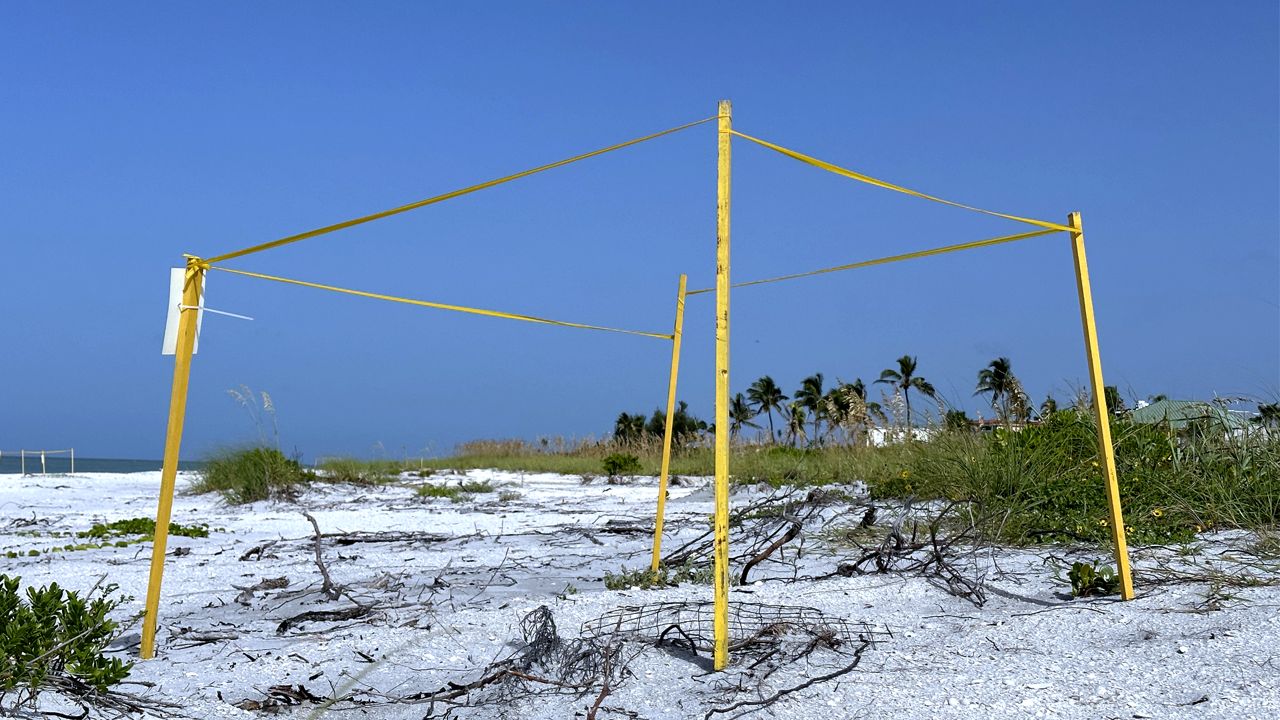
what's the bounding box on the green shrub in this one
[0,575,132,710]
[189,446,314,504]
[602,453,642,478]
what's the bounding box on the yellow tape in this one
[686,228,1061,296]
[203,116,721,265]
[731,130,1072,233]
[207,265,674,340]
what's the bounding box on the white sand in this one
[1,470,1277,719]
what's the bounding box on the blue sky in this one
[1,2,1276,460]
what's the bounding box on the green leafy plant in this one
[1068,561,1121,598]
[604,563,714,590]
[601,453,642,478]
[79,518,208,539]
[459,479,495,493]
[417,484,468,502]
[416,478,495,502]
[0,575,132,711]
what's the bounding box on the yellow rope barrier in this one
[207,265,674,340]
[685,228,1061,296]
[205,115,723,265]
[730,130,1072,233]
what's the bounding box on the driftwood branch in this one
[301,512,341,600]
[739,517,801,585]
[584,649,613,720]
[276,605,371,635]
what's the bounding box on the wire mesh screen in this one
[581,601,878,654]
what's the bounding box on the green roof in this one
[1129,399,1248,430]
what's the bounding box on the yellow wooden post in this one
[140,259,206,658]
[1068,212,1135,600]
[713,99,732,670]
[651,274,688,574]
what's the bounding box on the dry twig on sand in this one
[301,512,341,600]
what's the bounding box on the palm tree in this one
[876,356,936,430]
[784,402,808,448]
[944,408,971,432]
[1104,385,1127,416]
[1040,394,1058,418]
[825,381,870,446]
[823,387,850,444]
[746,376,788,443]
[795,373,826,445]
[1254,402,1280,428]
[729,393,761,440]
[643,401,708,447]
[851,378,886,418]
[847,378,887,434]
[975,357,1029,426]
[613,412,646,443]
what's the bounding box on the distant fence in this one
[0,448,74,475]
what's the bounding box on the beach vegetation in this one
[0,575,132,712]
[604,563,714,590]
[601,453,642,478]
[189,446,314,504]
[316,457,399,485]
[79,518,208,539]
[1068,561,1122,597]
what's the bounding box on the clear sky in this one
[1,2,1276,460]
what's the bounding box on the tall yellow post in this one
[140,259,206,658]
[1068,212,1135,600]
[651,274,688,574]
[712,99,733,670]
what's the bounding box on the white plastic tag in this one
[161,268,205,355]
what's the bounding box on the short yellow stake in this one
[651,274,688,574]
[712,99,733,670]
[1068,212,1135,600]
[140,259,206,659]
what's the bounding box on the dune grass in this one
[420,417,1279,546]
[188,446,314,504]
[315,457,401,486]
[416,478,496,503]
[413,437,909,485]
[192,416,1278,544]
[877,414,1279,544]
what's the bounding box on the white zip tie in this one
[179,304,254,321]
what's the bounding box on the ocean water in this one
[0,455,204,475]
